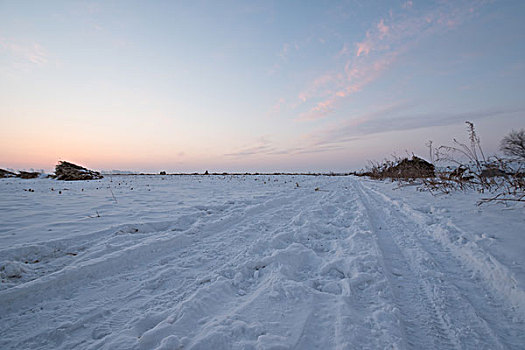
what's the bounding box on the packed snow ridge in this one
[1,175,524,349]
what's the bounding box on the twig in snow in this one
[88,210,101,218]
[108,186,118,204]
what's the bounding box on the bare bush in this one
[435,121,486,173]
[362,121,524,205]
[477,158,524,204]
[500,129,525,160]
[422,122,524,204]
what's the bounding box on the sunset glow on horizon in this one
[1,0,524,173]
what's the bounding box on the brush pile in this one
[17,171,40,179]
[0,169,17,178]
[54,161,103,181]
[360,156,435,180]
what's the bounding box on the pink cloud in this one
[293,0,483,122]
[298,48,400,122]
[337,43,350,58]
[270,98,286,114]
[356,41,372,57]
[298,97,337,121]
[377,19,389,39]
[355,18,389,57]
[269,41,301,75]
[297,72,337,103]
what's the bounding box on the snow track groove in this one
[355,182,461,349]
[355,180,525,349]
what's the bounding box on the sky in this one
[1,0,524,173]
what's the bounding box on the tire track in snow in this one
[354,181,461,349]
[180,186,403,349]
[362,182,525,349]
[0,186,320,349]
[355,179,523,349]
[141,190,327,350]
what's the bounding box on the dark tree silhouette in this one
[500,129,525,160]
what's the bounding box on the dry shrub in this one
[500,129,525,160]
[421,122,524,204]
[362,121,524,205]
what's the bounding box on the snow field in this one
[1,175,524,349]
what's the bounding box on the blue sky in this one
[1,0,524,172]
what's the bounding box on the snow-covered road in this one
[1,175,524,349]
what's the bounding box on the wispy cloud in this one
[224,127,352,158]
[295,0,485,121]
[232,104,523,159]
[224,104,521,160]
[402,1,413,10]
[297,72,338,103]
[225,137,276,157]
[297,51,400,121]
[278,43,290,61]
[268,97,287,116]
[355,41,372,57]
[300,98,337,120]
[0,38,48,67]
[268,41,300,75]
[308,106,524,148]
[377,19,390,39]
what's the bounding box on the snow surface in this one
[1,175,524,349]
